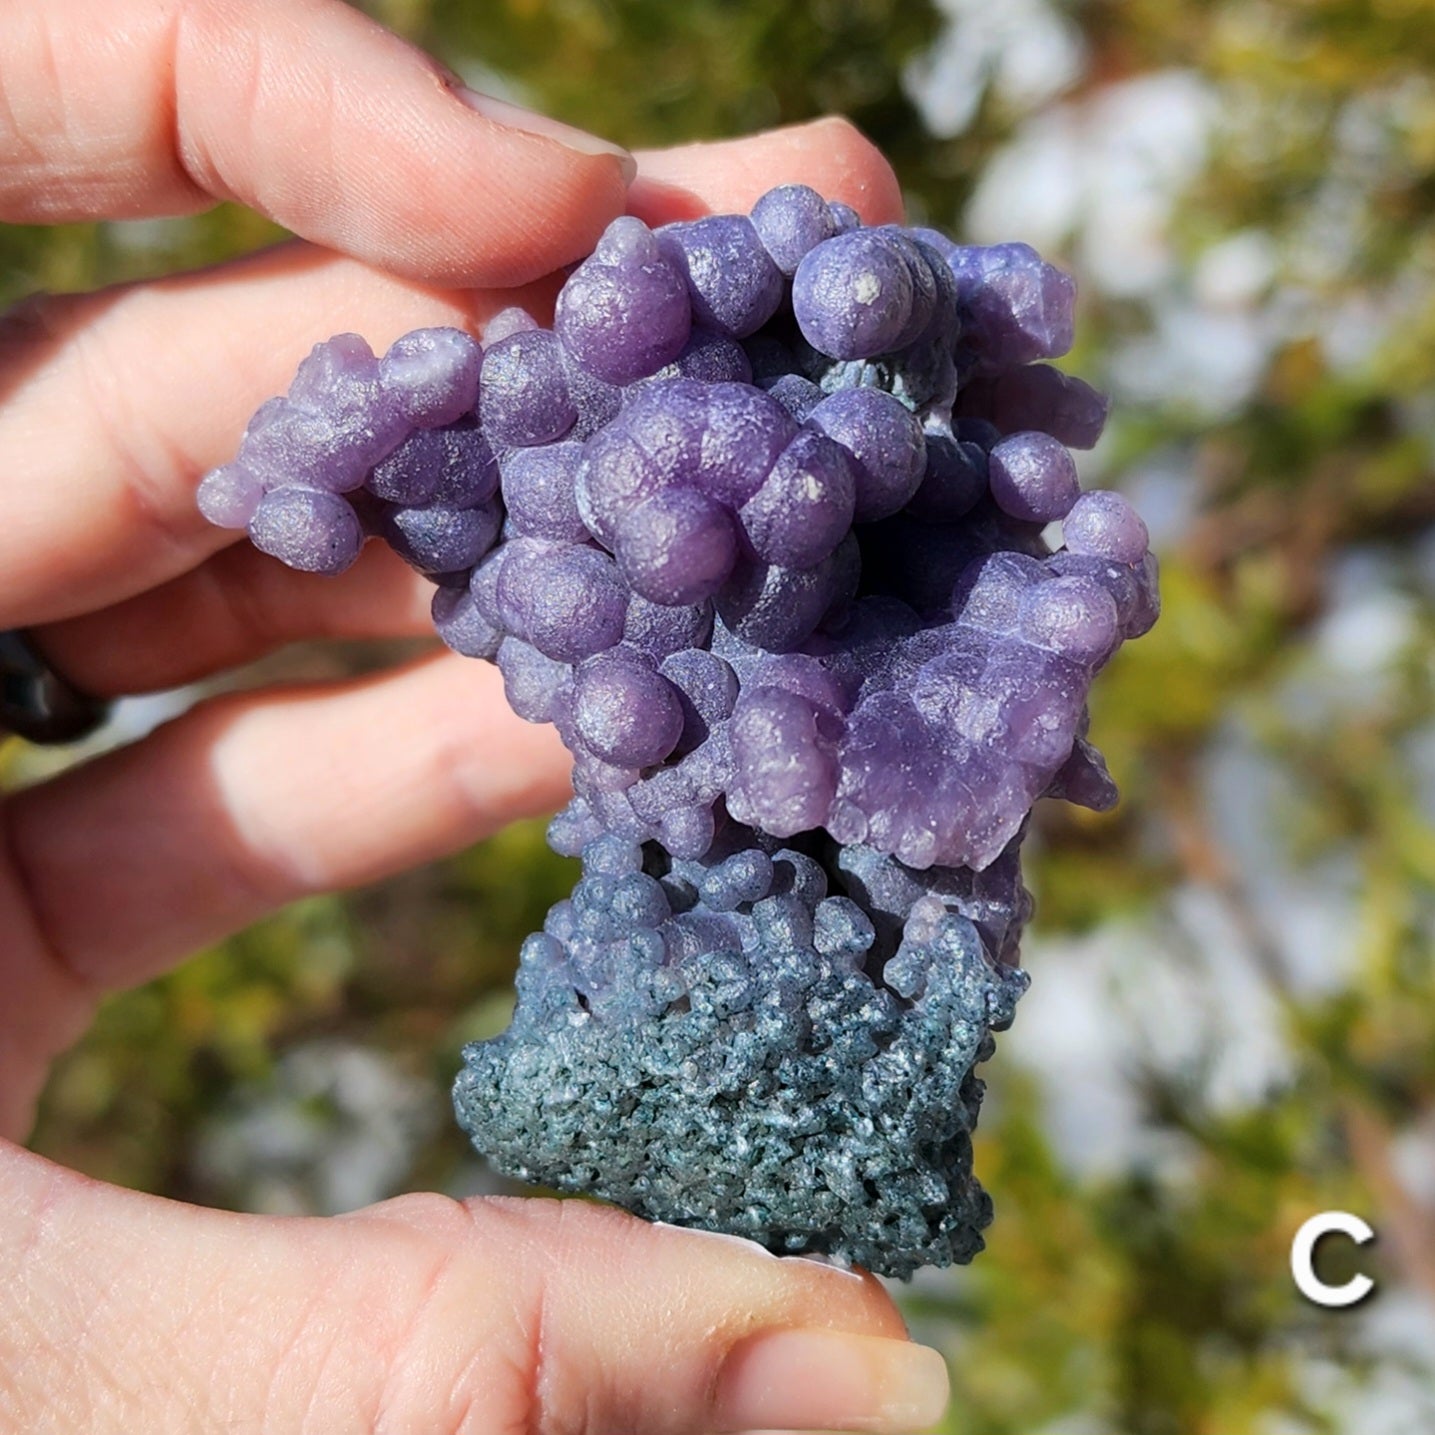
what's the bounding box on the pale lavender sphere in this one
[657,216,784,338]
[792,230,916,360]
[1062,490,1149,565]
[656,328,753,385]
[469,545,509,627]
[988,431,1081,523]
[240,396,288,439]
[656,804,715,860]
[432,585,503,660]
[555,217,691,384]
[571,649,685,768]
[287,332,379,412]
[574,381,705,544]
[806,388,927,522]
[281,333,408,481]
[236,399,371,494]
[1046,550,1154,640]
[367,430,439,505]
[500,442,588,542]
[248,487,362,574]
[739,429,857,569]
[479,329,576,448]
[730,686,840,836]
[484,307,539,342]
[1018,576,1120,666]
[230,397,290,488]
[623,595,714,660]
[496,637,570,724]
[499,542,628,663]
[196,462,263,528]
[614,487,739,606]
[695,383,797,507]
[428,421,500,508]
[574,428,665,548]
[379,327,482,428]
[750,184,839,274]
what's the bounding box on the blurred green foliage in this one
[6,0,1435,1430]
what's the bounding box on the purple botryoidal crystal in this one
[200,185,1157,1278]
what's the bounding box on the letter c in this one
[1291,1211,1376,1308]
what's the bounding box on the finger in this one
[0,119,902,631]
[34,540,438,698]
[0,0,631,286]
[0,241,523,630]
[3,1146,946,1434]
[3,651,573,1004]
[628,117,906,227]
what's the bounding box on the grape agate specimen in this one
[200,185,1157,1278]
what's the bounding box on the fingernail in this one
[713,1329,950,1433]
[651,1221,782,1259]
[788,1250,867,1282]
[453,89,637,183]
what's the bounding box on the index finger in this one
[0,0,633,288]
[0,120,904,630]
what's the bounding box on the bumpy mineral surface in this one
[202,184,1157,1276]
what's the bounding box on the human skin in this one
[0,2,950,1431]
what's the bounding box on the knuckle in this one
[355,1195,550,1435]
[359,1190,480,1242]
[69,303,202,558]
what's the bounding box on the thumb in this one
[0,0,633,288]
[3,1143,950,1434]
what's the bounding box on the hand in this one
[0,2,946,1431]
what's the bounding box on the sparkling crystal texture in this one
[201,189,1158,1279]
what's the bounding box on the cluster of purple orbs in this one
[201,184,1157,1277]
